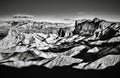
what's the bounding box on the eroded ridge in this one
[0,17,120,70]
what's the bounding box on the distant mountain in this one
[73,18,120,39]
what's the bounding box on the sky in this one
[0,0,120,22]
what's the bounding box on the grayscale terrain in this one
[0,14,120,70]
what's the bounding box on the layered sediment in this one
[0,16,120,70]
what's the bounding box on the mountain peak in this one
[12,14,34,19]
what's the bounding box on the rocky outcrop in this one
[0,16,120,70]
[73,18,120,40]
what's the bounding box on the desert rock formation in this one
[0,16,120,70]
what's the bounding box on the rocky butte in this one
[0,14,120,70]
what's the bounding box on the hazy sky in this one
[0,0,120,21]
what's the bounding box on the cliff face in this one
[73,18,119,39]
[0,17,120,69]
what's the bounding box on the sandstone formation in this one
[0,16,120,70]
